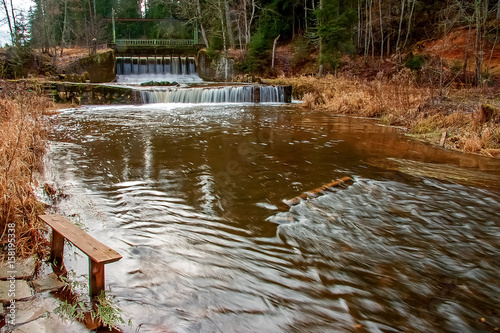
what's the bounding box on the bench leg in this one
[50,231,65,273]
[89,259,105,298]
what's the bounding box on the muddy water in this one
[45,103,500,332]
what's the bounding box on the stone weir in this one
[45,82,292,105]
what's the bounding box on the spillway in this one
[140,85,287,103]
[116,56,196,75]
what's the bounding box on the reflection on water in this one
[45,104,500,332]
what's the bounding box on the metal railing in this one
[115,39,196,48]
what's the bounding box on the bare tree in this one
[474,0,489,86]
[403,0,416,48]
[224,0,235,49]
[395,0,405,52]
[2,0,14,44]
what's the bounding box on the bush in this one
[405,53,426,71]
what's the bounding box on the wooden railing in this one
[115,39,196,48]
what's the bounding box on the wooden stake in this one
[440,131,447,147]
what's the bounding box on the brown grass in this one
[0,93,53,258]
[270,72,500,157]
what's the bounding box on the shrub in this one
[405,53,426,71]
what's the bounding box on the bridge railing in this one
[115,39,196,48]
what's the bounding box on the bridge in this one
[111,10,202,54]
[114,39,198,53]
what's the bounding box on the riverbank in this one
[0,91,53,258]
[270,74,500,158]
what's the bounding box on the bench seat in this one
[39,214,122,298]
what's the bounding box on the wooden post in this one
[89,259,105,298]
[440,131,447,147]
[50,231,65,269]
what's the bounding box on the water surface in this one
[45,103,500,332]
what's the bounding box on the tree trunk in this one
[1,0,14,44]
[224,0,235,49]
[196,0,210,47]
[9,0,16,42]
[218,0,227,52]
[497,0,500,19]
[60,0,69,56]
[396,0,405,52]
[464,21,473,85]
[357,0,361,51]
[403,0,415,48]
[249,0,255,45]
[475,0,488,86]
[318,0,324,76]
[304,0,308,31]
[369,0,374,58]
[365,3,370,57]
[272,35,280,70]
[243,0,249,46]
[378,0,383,59]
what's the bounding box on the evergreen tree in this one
[316,0,357,72]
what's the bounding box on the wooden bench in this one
[39,214,122,298]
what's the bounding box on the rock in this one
[33,273,65,293]
[0,257,36,280]
[12,315,88,333]
[7,296,88,332]
[0,280,33,302]
[8,296,58,325]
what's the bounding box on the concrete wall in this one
[60,51,116,83]
[197,50,240,81]
[46,82,139,105]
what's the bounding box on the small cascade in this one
[116,56,196,75]
[140,85,288,104]
[260,86,285,103]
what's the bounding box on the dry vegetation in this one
[0,92,55,258]
[271,72,500,157]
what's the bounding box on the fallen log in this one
[282,176,353,207]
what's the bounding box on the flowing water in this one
[44,103,500,332]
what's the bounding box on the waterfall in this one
[260,86,285,103]
[140,86,286,104]
[116,56,196,76]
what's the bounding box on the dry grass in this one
[0,93,53,258]
[270,72,500,157]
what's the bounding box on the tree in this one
[316,0,357,72]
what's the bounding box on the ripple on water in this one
[45,104,500,332]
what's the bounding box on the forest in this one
[1,0,499,82]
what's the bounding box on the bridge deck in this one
[115,39,197,51]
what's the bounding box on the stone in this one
[0,280,33,302]
[0,302,4,315]
[0,257,36,280]
[33,273,65,293]
[12,315,88,333]
[6,296,88,332]
[9,297,53,325]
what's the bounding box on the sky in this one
[0,0,34,46]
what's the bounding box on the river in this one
[44,102,500,332]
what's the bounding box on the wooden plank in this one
[283,176,353,206]
[39,215,122,264]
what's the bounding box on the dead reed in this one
[0,93,54,258]
[271,73,500,157]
